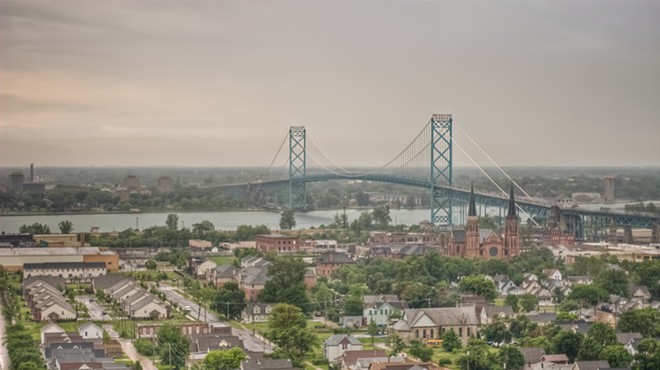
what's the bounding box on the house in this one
[616,332,643,346]
[241,358,295,370]
[540,354,569,365]
[94,276,168,320]
[195,260,218,280]
[189,333,244,358]
[41,322,65,344]
[341,316,363,329]
[391,306,479,345]
[304,268,317,289]
[238,265,270,302]
[316,252,355,277]
[368,361,441,370]
[323,334,363,361]
[242,303,274,322]
[479,305,514,325]
[363,295,409,326]
[79,322,103,340]
[543,269,563,281]
[569,361,610,370]
[340,349,388,370]
[23,262,107,283]
[630,285,651,302]
[520,347,546,366]
[213,265,240,287]
[25,282,76,322]
[370,246,392,259]
[625,338,642,356]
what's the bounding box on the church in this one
[444,183,520,260]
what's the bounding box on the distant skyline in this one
[1,1,659,168]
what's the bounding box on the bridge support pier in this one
[608,224,618,246]
[430,114,453,226]
[288,126,307,210]
[623,225,633,244]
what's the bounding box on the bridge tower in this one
[289,126,307,210]
[430,114,453,226]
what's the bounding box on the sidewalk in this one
[103,324,157,370]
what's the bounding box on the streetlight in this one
[466,350,470,370]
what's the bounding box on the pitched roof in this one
[519,347,546,364]
[451,230,466,243]
[541,354,569,363]
[616,332,643,345]
[324,334,361,346]
[403,306,479,327]
[317,252,354,264]
[468,182,477,217]
[571,361,610,370]
[23,276,66,290]
[93,275,130,290]
[341,349,387,365]
[78,322,102,333]
[24,262,106,270]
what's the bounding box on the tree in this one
[458,275,497,301]
[19,222,51,234]
[595,269,629,297]
[519,293,539,312]
[214,282,246,320]
[498,345,525,370]
[600,344,632,368]
[58,220,73,234]
[553,331,583,362]
[343,295,363,316]
[204,347,247,370]
[482,319,511,344]
[372,205,391,227]
[259,257,311,311]
[387,332,405,356]
[157,323,190,369]
[577,337,603,361]
[586,322,617,346]
[457,339,497,370]
[408,340,433,362]
[166,214,179,230]
[505,294,520,312]
[508,315,537,339]
[279,209,296,230]
[442,329,462,351]
[634,338,660,370]
[267,304,319,367]
[567,284,608,306]
[145,259,157,270]
[617,307,660,338]
[192,220,215,238]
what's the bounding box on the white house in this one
[323,334,363,362]
[40,322,65,344]
[363,295,408,326]
[23,262,107,282]
[543,269,563,281]
[38,299,76,322]
[79,322,103,340]
[196,260,218,280]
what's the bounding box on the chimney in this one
[30,163,34,182]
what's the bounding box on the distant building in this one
[22,182,45,193]
[157,176,174,193]
[603,176,615,202]
[123,175,139,190]
[23,261,107,282]
[8,171,24,192]
[255,235,301,253]
[0,247,119,272]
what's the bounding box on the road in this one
[158,283,272,353]
[76,296,112,321]
[0,302,10,370]
[104,324,157,370]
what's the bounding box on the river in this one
[0,209,431,234]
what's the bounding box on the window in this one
[459,328,462,337]
[415,330,419,338]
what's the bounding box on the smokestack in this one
[30,163,34,182]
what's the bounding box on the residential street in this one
[76,296,112,321]
[158,282,273,353]
[103,324,157,370]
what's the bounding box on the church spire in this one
[507,183,516,217]
[469,182,477,217]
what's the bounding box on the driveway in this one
[76,296,112,321]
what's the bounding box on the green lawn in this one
[208,256,236,265]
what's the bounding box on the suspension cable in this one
[454,138,541,227]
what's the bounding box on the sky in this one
[1,0,659,168]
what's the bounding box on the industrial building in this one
[0,247,119,272]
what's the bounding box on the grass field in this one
[208,255,236,265]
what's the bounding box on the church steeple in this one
[469,182,477,217]
[507,183,516,218]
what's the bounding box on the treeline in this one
[0,268,45,370]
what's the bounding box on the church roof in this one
[508,183,516,217]
[469,182,477,217]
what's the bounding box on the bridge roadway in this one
[214,173,659,228]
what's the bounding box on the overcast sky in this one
[1,0,659,168]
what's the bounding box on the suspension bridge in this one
[218,114,659,240]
